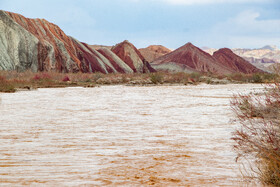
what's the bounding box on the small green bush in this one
[252,74,262,83]
[150,73,163,84]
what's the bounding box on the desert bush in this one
[32,73,52,81]
[231,84,280,186]
[150,73,163,84]
[262,73,279,83]
[251,73,262,83]
[227,73,249,82]
[189,72,201,81]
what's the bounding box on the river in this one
[0,84,264,186]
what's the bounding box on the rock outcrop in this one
[213,48,263,74]
[0,11,41,72]
[152,43,235,74]
[139,45,172,63]
[90,45,112,50]
[111,40,155,73]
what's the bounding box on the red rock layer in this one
[213,48,263,74]
[6,11,80,72]
[112,40,155,73]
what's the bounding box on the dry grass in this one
[227,73,279,83]
[231,83,280,186]
[0,71,279,93]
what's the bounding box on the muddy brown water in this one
[0,84,264,186]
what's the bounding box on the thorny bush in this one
[231,83,280,186]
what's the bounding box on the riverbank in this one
[0,71,278,93]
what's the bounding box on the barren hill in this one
[139,45,172,63]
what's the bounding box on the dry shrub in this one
[231,83,280,186]
[62,76,70,82]
[189,72,202,82]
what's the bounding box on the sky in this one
[1,0,280,49]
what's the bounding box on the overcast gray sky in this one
[1,0,279,49]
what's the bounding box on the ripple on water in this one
[0,84,265,186]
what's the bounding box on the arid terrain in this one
[0,8,279,187]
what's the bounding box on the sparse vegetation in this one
[227,73,279,83]
[0,70,279,93]
[0,75,16,93]
[231,83,280,186]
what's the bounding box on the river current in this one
[0,84,264,186]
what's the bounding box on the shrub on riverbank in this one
[0,76,16,93]
[231,84,280,186]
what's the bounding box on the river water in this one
[0,84,264,186]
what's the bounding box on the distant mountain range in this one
[0,10,273,75]
[150,43,261,74]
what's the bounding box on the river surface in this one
[0,84,264,186]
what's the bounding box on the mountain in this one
[213,48,263,74]
[261,45,278,51]
[139,45,172,63]
[201,47,216,56]
[203,46,280,72]
[151,43,235,74]
[0,11,148,73]
[268,63,280,74]
[97,47,133,73]
[111,40,155,73]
